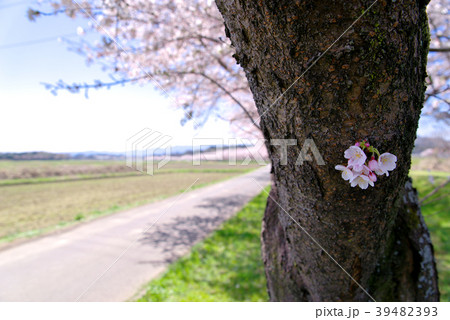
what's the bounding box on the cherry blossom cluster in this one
[335,140,397,189]
[30,0,259,137]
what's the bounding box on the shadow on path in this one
[138,195,247,264]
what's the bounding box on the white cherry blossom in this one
[378,153,397,176]
[344,146,367,167]
[350,174,373,189]
[335,165,353,181]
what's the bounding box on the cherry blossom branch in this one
[419,177,450,205]
[41,71,261,132]
[422,192,450,206]
[27,6,111,20]
[41,76,148,97]
[194,72,261,131]
[429,47,450,52]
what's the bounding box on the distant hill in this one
[0,145,250,161]
[0,152,70,160]
[70,151,125,160]
[413,137,450,156]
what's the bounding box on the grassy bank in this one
[137,171,449,302]
[410,172,450,301]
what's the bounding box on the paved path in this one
[0,166,270,301]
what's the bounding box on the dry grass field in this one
[0,160,260,244]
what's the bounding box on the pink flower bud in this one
[368,158,379,171]
[355,142,360,147]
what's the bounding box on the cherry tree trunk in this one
[215,0,439,301]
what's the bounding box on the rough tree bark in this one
[215,0,440,301]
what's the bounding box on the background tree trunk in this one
[216,0,440,301]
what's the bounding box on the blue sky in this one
[0,0,444,153]
[0,0,232,153]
